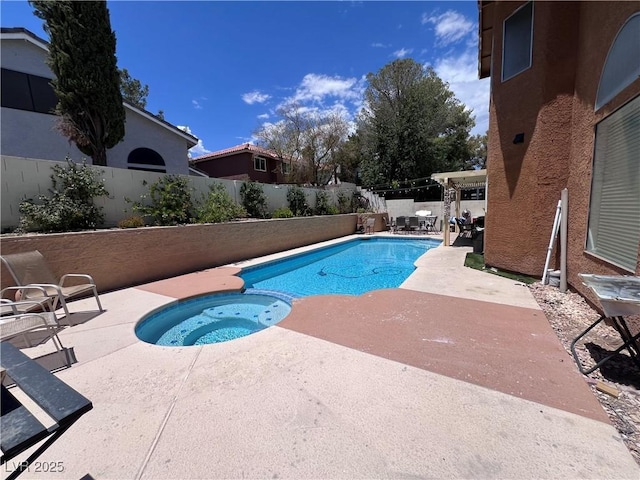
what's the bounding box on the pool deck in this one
[5,233,640,479]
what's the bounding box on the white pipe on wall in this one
[560,188,568,293]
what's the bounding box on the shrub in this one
[118,215,145,228]
[314,190,333,215]
[336,191,352,214]
[272,207,294,218]
[287,185,310,216]
[197,183,247,223]
[240,181,268,218]
[18,158,109,233]
[128,175,194,226]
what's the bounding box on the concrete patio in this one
[3,234,639,479]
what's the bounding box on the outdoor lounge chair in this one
[1,250,103,323]
[0,286,54,317]
[0,300,65,355]
[396,216,407,233]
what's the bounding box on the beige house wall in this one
[0,215,358,293]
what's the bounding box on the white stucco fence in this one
[1,156,357,231]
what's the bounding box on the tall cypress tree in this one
[30,0,125,166]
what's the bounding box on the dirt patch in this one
[530,283,640,466]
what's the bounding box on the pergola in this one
[431,169,487,247]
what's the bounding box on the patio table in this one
[1,341,92,479]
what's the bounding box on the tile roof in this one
[190,143,283,164]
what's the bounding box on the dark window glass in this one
[28,75,57,114]
[128,148,165,166]
[1,68,34,111]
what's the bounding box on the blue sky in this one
[1,1,490,157]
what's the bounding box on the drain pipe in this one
[560,188,568,292]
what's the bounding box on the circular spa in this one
[135,292,292,346]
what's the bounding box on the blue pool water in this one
[136,237,438,346]
[241,237,440,297]
[135,292,292,346]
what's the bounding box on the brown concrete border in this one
[0,215,357,292]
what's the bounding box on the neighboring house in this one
[190,143,290,184]
[478,2,639,300]
[0,27,197,174]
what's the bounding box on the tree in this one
[465,133,488,170]
[254,103,350,185]
[119,68,149,109]
[30,0,125,166]
[357,59,474,187]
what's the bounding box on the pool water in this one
[135,292,292,346]
[241,237,439,297]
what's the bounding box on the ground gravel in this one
[529,283,640,466]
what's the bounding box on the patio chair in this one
[0,299,65,354]
[0,286,54,317]
[1,250,103,323]
[396,216,407,233]
[364,217,376,234]
[408,216,420,233]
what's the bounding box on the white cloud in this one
[422,10,474,46]
[192,99,203,110]
[188,139,212,158]
[242,90,271,105]
[371,42,389,48]
[178,126,211,158]
[292,73,364,104]
[431,50,490,135]
[393,47,413,59]
[257,113,270,120]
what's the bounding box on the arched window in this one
[595,13,640,110]
[127,148,166,172]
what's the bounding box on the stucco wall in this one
[0,215,358,293]
[0,37,191,174]
[105,110,191,174]
[484,1,640,302]
[1,38,51,77]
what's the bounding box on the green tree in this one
[197,183,246,223]
[119,68,149,109]
[358,59,474,187]
[465,133,488,170]
[286,185,310,216]
[30,0,125,166]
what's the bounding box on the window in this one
[586,95,640,271]
[282,161,291,175]
[595,13,640,110]
[127,148,166,172]
[254,156,266,172]
[502,2,533,82]
[1,68,57,114]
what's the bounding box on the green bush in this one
[287,185,310,216]
[336,191,352,214]
[272,207,294,218]
[314,190,334,215]
[197,183,247,223]
[18,158,109,233]
[117,215,145,229]
[240,181,268,218]
[128,175,194,226]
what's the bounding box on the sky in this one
[0,0,490,158]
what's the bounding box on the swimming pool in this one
[240,237,440,297]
